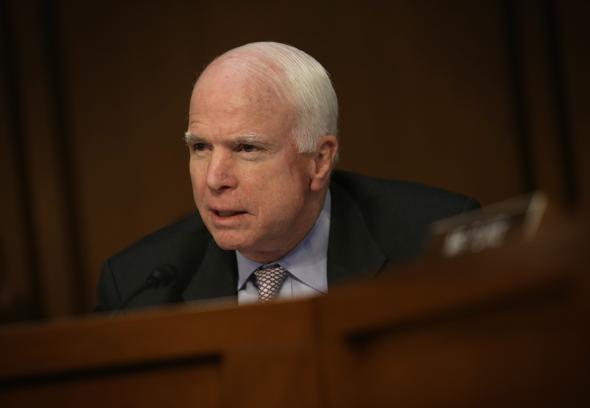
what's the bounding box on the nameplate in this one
[426,192,548,257]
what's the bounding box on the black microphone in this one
[119,264,178,309]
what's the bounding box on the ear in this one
[310,135,338,192]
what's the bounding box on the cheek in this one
[189,161,207,201]
[254,169,308,218]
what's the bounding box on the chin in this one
[211,232,249,252]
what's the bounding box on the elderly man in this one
[96,42,479,311]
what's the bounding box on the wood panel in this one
[559,0,590,210]
[0,218,587,407]
[335,1,523,204]
[1,0,79,320]
[318,218,590,407]
[0,13,36,321]
[0,299,320,408]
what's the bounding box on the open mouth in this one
[213,210,247,218]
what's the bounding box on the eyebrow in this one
[184,131,199,145]
[233,133,268,145]
[184,132,219,147]
[184,132,273,148]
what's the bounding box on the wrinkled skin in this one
[187,56,337,263]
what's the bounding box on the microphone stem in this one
[119,282,149,309]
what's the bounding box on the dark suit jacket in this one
[96,171,479,312]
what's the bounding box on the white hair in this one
[206,42,338,152]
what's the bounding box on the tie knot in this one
[253,264,288,303]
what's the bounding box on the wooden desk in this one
[1,219,588,407]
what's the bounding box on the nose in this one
[206,150,237,192]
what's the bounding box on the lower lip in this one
[210,211,249,227]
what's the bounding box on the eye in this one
[192,142,207,152]
[241,144,257,153]
[236,143,259,153]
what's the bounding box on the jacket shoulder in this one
[330,170,480,262]
[108,214,208,266]
[97,214,210,311]
[331,170,479,213]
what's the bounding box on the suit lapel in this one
[181,237,238,304]
[327,182,387,286]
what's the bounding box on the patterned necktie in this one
[253,264,288,303]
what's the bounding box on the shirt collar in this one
[236,190,331,293]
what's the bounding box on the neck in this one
[240,188,328,263]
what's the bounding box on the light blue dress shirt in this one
[236,191,331,304]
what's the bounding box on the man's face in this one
[187,63,322,262]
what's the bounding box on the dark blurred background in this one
[0,0,588,323]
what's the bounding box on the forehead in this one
[189,61,296,139]
[192,60,283,107]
